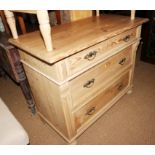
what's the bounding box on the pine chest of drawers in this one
[9,15,148,144]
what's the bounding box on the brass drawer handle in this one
[119,57,126,65]
[83,78,95,88]
[84,51,97,61]
[117,84,124,91]
[123,35,130,42]
[86,107,96,115]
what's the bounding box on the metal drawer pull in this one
[84,51,97,61]
[119,57,126,65]
[83,78,95,88]
[123,35,130,42]
[117,84,124,91]
[86,107,96,115]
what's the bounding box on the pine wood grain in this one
[7,14,148,144]
[9,15,148,64]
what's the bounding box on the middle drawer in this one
[69,45,132,108]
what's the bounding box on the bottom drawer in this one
[74,70,130,129]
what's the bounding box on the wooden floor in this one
[0,54,155,144]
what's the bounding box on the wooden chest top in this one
[9,15,148,64]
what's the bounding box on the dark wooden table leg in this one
[19,79,36,114]
[0,33,36,114]
[9,47,36,114]
[16,59,36,114]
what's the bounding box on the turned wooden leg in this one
[18,68,36,114]
[131,10,136,20]
[0,11,11,34]
[9,47,36,114]
[96,10,100,16]
[20,80,36,114]
[4,10,18,39]
[37,10,53,52]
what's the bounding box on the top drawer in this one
[66,27,137,76]
[20,27,138,84]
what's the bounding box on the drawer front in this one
[66,28,137,75]
[74,71,130,129]
[107,27,137,51]
[70,45,132,108]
